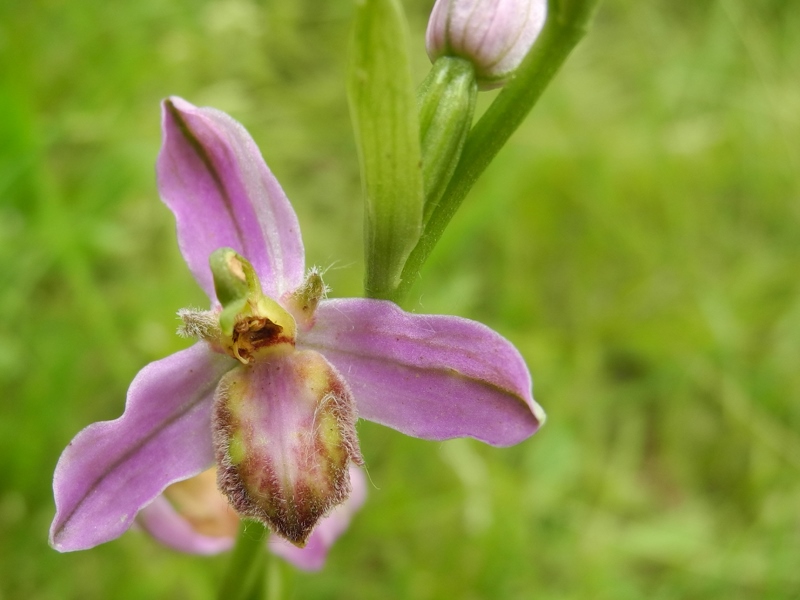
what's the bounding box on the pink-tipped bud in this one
[425,0,547,89]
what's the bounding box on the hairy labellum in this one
[213,350,363,546]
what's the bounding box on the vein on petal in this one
[164,99,247,250]
[300,338,532,411]
[52,375,220,544]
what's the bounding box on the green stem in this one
[266,554,288,600]
[218,520,269,600]
[391,0,601,303]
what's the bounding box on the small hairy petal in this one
[157,97,305,301]
[299,298,544,446]
[49,344,235,552]
[213,351,362,546]
[177,307,222,340]
[269,466,367,571]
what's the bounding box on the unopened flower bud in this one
[426,0,547,89]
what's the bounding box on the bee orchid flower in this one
[49,97,544,569]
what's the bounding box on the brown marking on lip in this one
[211,355,362,547]
[230,317,294,364]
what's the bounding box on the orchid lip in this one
[213,351,363,546]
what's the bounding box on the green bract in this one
[347,0,424,300]
[417,56,477,224]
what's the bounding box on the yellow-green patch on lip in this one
[211,351,363,547]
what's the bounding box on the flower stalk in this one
[218,520,269,600]
[393,0,602,303]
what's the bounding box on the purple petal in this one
[137,496,235,555]
[50,343,235,552]
[299,299,544,446]
[157,97,305,301]
[269,466,367,571]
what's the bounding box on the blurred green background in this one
[1,0,799,598]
